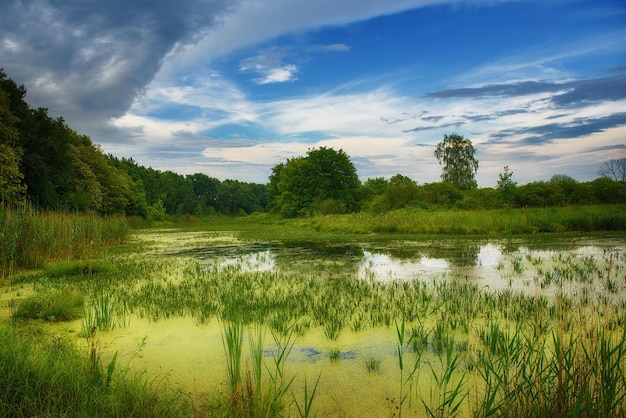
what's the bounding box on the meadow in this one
[1,205,625,417]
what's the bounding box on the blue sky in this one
[2,0,625,186]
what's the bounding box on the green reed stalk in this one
[396,317,422,418]
[293,372,321,418]
[221,320,244,393]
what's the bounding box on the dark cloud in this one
[550,73,626,107]
[464,109,528,122]
[487,113,626,145]
[586,143,626,153]
[421,115,445,122]
[424,80,564,99]
[403,121,464,133]
[0,0,236,127]
[424,68,626,108]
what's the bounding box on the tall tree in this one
[434,133,479,190]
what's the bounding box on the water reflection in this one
[358,250,449,280]
[181,237,624,292]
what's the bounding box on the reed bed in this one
[0,204,128,278]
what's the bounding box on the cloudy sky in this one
[2,0,625,186]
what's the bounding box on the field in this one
[1,206,625,417]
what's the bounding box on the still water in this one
[163,232,626,293]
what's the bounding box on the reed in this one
[81,290,126,336]
[395,317,423,418]
[422,336,467,418]
[365,357,382,372]
[221,319,244,395]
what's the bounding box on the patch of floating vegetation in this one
[132,229,245,255]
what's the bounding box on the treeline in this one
[0,70,267,218]
[1,69,624,220]
[360,173,626,215]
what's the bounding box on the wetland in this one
[2,224,626,417]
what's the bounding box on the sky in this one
[1,0,625,187]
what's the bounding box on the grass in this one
[208,321,297,417]
[365,357,381,372]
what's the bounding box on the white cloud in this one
[257,65,298,84]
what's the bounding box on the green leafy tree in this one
[268,147,360,217]
[370,174,421,213]
[589,177,626,204]
[0,88,25,204]
[217,179,266,215]
[189,173,220,211]
[434,133,479,190]
[19,108,73,209]
[422,182,463,207]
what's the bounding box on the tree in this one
[0,88,25,204]
[189,173,220,212]
[599,158,626,183]
[268,147,360,217]
[370,174,421,213]
[434,133,479,190]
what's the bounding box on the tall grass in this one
[0,324,189,417]
[0,203,128,278]
[287,204,626,235]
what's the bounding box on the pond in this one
[2,229,626,417]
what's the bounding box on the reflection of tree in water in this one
[273,241,364,276]
[383,241,482,268]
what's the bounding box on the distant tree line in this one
[1,69,624,219]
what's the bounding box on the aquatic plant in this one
[293,373,321,418]
[395,317,423,418]
[365,357,382,372]
[221,320,244,395]
[422,336,466,418]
